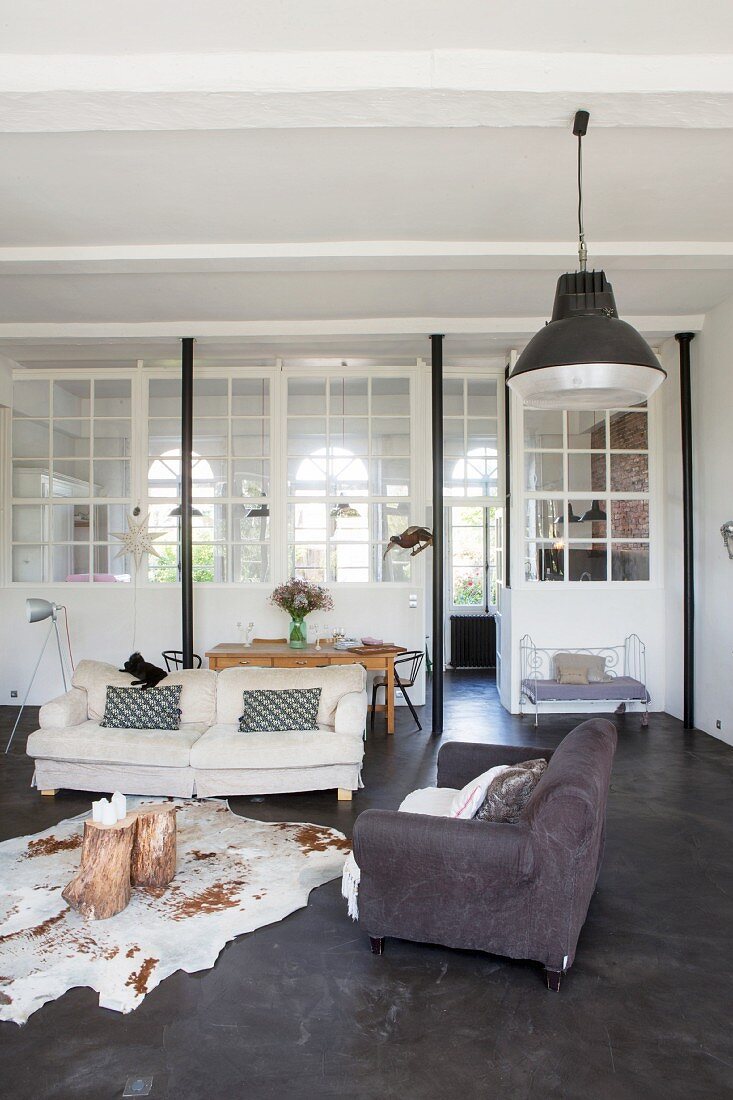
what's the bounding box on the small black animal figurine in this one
[120,652,168,690]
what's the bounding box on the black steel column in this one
[504,363,511,588]
[181,338,195,669]
[431,334,444,734]
[676,332,695,729]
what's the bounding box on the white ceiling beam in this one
[1,49,733,132]
[0,316,704,341]
[1,241,732,274]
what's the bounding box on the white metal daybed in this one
[519,633,650,727]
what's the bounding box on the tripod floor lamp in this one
[5,599,71,754]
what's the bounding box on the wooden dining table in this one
[205,640,407,734]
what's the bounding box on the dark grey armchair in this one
[352,718,617,990]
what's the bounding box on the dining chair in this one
[162,650,203,671]
[370,650,425,733]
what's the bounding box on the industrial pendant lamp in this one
[508,110,666,410]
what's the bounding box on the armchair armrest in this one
[437,741,555,789]
[353,808,531,886]
[39,687,88,729]
[334,690,368,736]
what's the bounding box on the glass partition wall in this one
[11,378,133,583]
[522,406,651,583]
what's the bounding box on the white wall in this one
[0,583,426,707]
[687,296,733,745]
[503,586,666,716]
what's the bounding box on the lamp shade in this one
[168,504,203,518]
[579,499,607,523]
[26,598,56,623]
[508,271,665,409]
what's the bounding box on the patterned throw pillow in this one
[100,685,183,730]
[239,688,322,733]
[474,758,548,823]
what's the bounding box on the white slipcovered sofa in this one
[26,659,368,800]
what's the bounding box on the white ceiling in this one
[4,0,732,55]
[1,2,732,369]
[1,127,732,246]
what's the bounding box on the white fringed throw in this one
[341,850,360,920]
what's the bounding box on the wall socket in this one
[10,691,17,699]
[716,719,722,730]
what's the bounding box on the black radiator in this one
[449,615,496,669]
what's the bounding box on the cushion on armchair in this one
[448,765,512,819]
[474,758,548,823]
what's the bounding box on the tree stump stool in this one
[62,805,177,920]
[130,805,177,889]
[62,816,136,920]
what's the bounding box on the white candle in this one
[99,798,116,826]
[111,791,127,821]
[92,800,103,822]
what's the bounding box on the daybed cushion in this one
[72,660,217,726]
[553,652,608,683]
[27,720,206,768]
[215,665,366,726]
[189,723,364,770]
[521,676,649,703]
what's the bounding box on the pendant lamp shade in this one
[509,271,665,410]
[579,499,607,523]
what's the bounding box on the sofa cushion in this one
[398,787,457,816]
[215,665,365,726]
[72,660,217,726]
[239,688,321,733]
[27,720,205,769]
[101,685,182,730]
[190,723,364,770]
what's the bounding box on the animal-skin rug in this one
[0,798,350,1025]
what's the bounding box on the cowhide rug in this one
[0,799,350,1025]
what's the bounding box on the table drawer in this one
[214,656,273,669]
[273,655,329,668]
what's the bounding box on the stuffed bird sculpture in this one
[383,526,434,559]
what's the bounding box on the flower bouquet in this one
[270,578,334,648]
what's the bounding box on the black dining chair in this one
[162,650,203,672]
[370,650,425,733]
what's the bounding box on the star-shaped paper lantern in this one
[110,514,166,569]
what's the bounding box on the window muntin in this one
[11,378,133,583]
[522,407,651,584]
[286,375,412,582]
[449,505,503,609]
[443,377,499,499]
[145,376,271,584]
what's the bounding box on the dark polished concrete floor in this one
[1,673,732,1099]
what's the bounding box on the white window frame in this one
[510,386,662,590]
[8,368,138,587]
[285,367,417,585]
[143,366,275,587]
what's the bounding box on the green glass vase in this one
[289,616,307,649]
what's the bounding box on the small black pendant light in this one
[508,110,666,410]
[579,499,607,523]
[555,502,580,527]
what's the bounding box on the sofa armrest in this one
[39,687,88,729]
[353,809,532,911]
[436,740,555,789]
[334,690,368,736]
